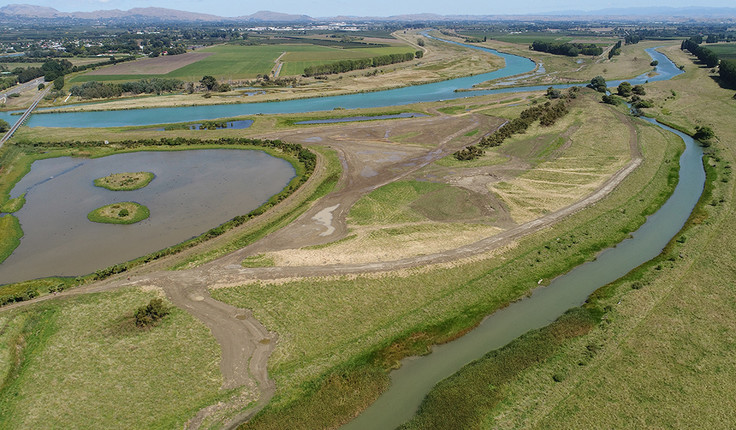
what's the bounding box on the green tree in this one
[617,81,632,97]
[200,75,218,91]
[588,76,607,92]
[632,84,646,95]
[53,76,64,91]
[37,83,45,90]
[602,94,620,105]
[693,125,715,142]
[0,119,9,133]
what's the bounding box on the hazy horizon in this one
[1,0,735,18]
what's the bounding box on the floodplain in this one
[1,23,734,430]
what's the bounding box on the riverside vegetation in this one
[87,202,150,224]
[93,172,155,191]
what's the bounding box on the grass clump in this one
[94,171,155,191]
[87,202,150,225]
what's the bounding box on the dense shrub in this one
[134,298,170,327]
[455,94,573,161]
[304,52,417,76]
[70,78,184,99]
[530,40,603,57]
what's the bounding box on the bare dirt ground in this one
[86,52,214,75]
[1,107,642,428]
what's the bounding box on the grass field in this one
[0,288,239,429]
[490,96,632,223]
[458,32,577,45]
[704,42,736,59]
[69,43,415,84]
[212,107,682,427]
[403,44,736,429]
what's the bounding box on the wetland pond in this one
[0,149,295,284]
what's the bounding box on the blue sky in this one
[1,0,734,17]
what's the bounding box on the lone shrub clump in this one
[135,298,170,328]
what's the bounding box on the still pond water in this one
[0,149,294,284]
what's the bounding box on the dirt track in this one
[1,108,642,428]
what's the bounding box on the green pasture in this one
[706,43,736,59]
[70,43,414,84]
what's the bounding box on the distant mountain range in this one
[0,4,314,22]
[1,3,735,23]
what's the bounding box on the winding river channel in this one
[0,35,679,128]
[2,35,701,427]
[340,40,700,429]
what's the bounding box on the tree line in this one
[69,78,185,99]
[3,56,136,87]
[681,36,736,87]
[608,40,622,59]
[454,89,576,161]
[719,59,736,87]
[303,51,421,77]
[681,37,720,68]
[530,40,603,57]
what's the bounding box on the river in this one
[0,37,679,128]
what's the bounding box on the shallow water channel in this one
[0,149,294,284]
[343,122,705,429]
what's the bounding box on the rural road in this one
[1,106,642,428]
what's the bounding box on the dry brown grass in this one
[490,97,631,223]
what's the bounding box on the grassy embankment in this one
[0,289,237,429]
[93,171,155,191]
[402,44,736,429]
[212,105,683,429]
[87,202,150,225]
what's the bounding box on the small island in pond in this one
[94,172,155,191]
[88,202,150,224]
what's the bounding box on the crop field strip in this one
[70,43,416,83]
